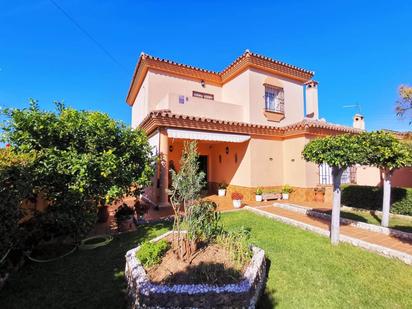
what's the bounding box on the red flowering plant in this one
[231,192,243,200]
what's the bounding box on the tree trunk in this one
[331,167,344,245]
[381,169,393,227]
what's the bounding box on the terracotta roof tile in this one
[141,52,220,75]
[221,49,314,76]
[141,110,361,135]
[126,51,315,105]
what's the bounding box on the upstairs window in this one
[264,86,284,113]
[193,91,214,100]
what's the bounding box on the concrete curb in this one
[341,205,412,221]
[245,206,412,266]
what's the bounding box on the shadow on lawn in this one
[0,222,172,309]
[257,258,278,308]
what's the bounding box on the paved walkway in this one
[253,205,412,254]
[90,194,412,264]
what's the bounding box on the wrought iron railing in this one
[265,97,284,114]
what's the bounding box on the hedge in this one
[341,185,412,216]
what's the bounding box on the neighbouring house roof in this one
[126,50,315,106]
[139,110,361,138]
[382,129,412,140]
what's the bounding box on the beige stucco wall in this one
[221,70,250,122]
[165,135,320,190]
[282,137,306,187]
[131,67,309,128]
[210,141,251,187]
[249,138,283,187]
[356,166,382,186]
[167,139,251,187]
[248,69,305,126]
[131,75,149,128]
[148,70,223,111]
[155,93,243,122]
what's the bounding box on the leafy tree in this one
[396,85,412,124]
[0,149,34,257]
[302,134,367,244]
[168,141,205,260]
[1,100,154,241]
[363,131,412,227]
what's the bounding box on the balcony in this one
[155,93,244,122]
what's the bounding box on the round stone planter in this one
[125,231,267,308]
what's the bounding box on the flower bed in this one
[125,231,267,308]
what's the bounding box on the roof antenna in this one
[343,102,362,114]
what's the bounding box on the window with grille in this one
[319,163,356,185]
[264,86,284,113]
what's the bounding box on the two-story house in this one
[126,50,379,206]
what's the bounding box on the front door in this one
[198,155,208,190]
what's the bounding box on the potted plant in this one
[231,192,243,208]
[255,187,263,202]
[218,182,228,197]
[281,185,293,200]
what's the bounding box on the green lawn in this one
[1,211,412,308]
[338,209,412,233]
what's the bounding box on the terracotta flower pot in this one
[314,192,325,202]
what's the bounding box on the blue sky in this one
[1,0,411,131]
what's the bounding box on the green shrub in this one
[341,185,412,216]
[0,149,34,256]
[1,101,154,242]
[217,226,252,269]
[186,200,222,243]
[136,240,170,267]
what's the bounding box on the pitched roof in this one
[139,110,361,137]
[126,50,315,105]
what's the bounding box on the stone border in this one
[273,202,412,241]
[245,206,412,265]
[125,231,267,308]
[341,205,412,221]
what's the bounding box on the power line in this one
[49,0,126,72]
